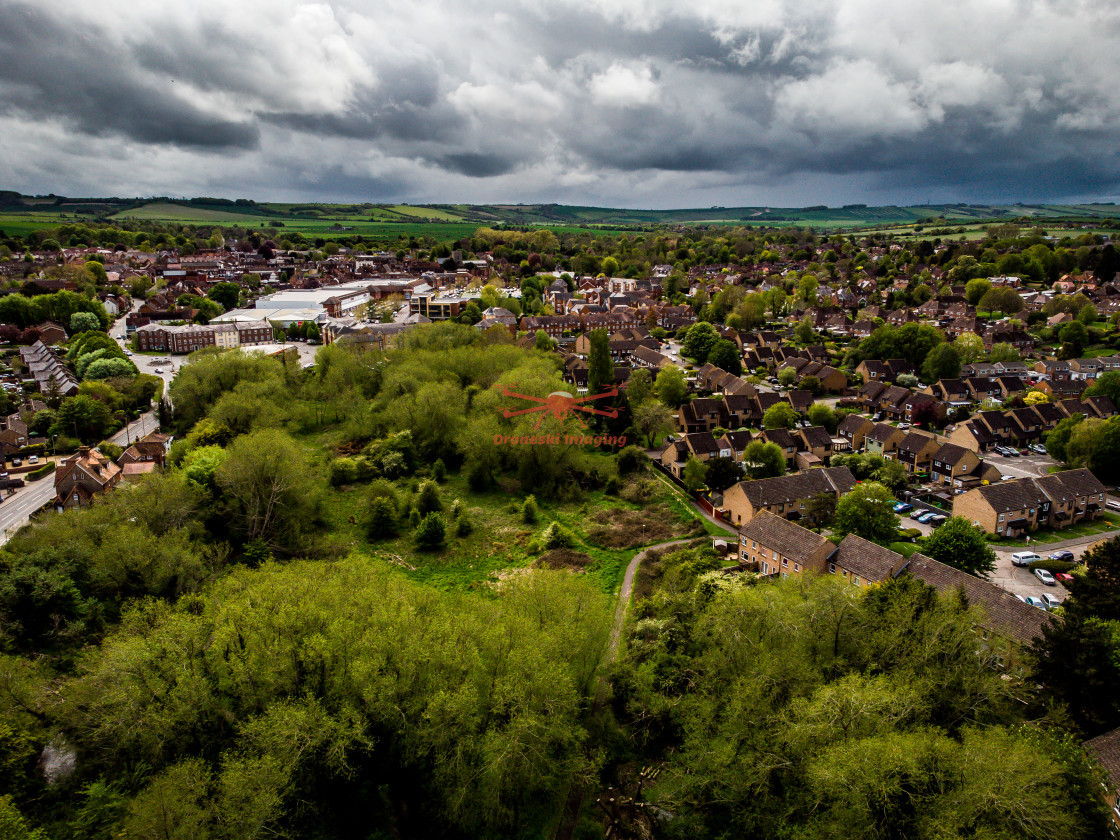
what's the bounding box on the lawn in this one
[994,512,1120,547]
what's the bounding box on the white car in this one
[27,455,38,465]
[153,368,164,374]
[1011,551,1041,567]
[1034,568,1057,586]
[1039,593,1062,610]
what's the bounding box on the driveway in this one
[989,450,1057,479]
[990,545,1073,602]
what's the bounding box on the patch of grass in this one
[889,542,919,558]
[994,513,1120,547]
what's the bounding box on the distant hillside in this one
[1,191,1117,234]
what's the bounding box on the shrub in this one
[455,511,473,537]
[27,462,55,481]
[521,495,538,524]
[432,458,447,482]
[329,457,359,486]
[414,512,446,550]
[1028,559,1076,574]
[541,522,576,550]
[984,533,1002,542]
[898,528,922,541]
[367,497,398,540]
[466,460,491,491]
[604,476,621,496]
[617,445,647,475]
[416,480,442,515]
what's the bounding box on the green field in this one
[111,202,277,223]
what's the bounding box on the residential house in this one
[1084,727,1120,831]
[836,414,875,453]
[893,430,941,475]
[721,466,857,527]
[864,423,906,457]
[118,431,173,469]
[739,511,836,578]
[678,398,724,433]
[53,446,122,509]
[757,427,800,468]
[953,468,1108,536]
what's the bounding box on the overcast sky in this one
[1,0,1119,208]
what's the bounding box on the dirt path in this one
[555,536,707,840]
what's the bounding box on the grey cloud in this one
[1,0,1120,205]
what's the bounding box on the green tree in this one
[1085,371,1120,407]
[742,440,785,479]
[625,367,653,407]
[921,516,997,578]
[979,285,1025,316]
[798,274,819,304]
[681,321,720,364]
[587,328,614,395]
[70,311,101,333]
[807,403,837,433]
[778,366,798,387]
[634,400,675,447]
[953,332,986,364]
[1078,303,1098,325]
[414,512,446,550]
[833,481,897,543]
[51,395,114,443]
[682,456,708,492]
[1059,321,1089,360]
[655,365,688,408]
[207,282,242,311]
[533,330,553,352]
[922,342,961,383]
[707,339,742,376]
[416,479,442,515]
[704,456,743,492]
[763,401,798,429]
[215,429,320,546]
[1045,413,1085,463]
[964,277,992,305]
[988,342,1021,364]
[795,316,815,345]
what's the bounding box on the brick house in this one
[739,511,835,578]
[54,446,122,509]
[1084,728,1120,831]
[952,469,1108,536]
[721,466,856,527]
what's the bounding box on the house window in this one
[828,563,836,574]
[782,558,788,567]
[752,541,757,550]
[999,514,1005,522]
[852,575,861,585]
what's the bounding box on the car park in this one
[1048,550,1075,563]
[1040,593,1062,610]
[1034,568,1057,586]
[1011,551,1042,567]
[1022,595,1047,610]
[894,503,913,513]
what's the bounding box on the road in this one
[990,450,1057,479]
[0,411,159,545]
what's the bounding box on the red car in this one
[1056,573,1074,584]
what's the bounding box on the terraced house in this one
[952,469,1108,536]
[721,466,856,527]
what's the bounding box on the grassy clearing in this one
[994,512,1120,547]
[318,461,708,595]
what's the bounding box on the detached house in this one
[54,447,122,509]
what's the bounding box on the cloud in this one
[0,0,1119,206]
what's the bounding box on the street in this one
[990,450,1057,480]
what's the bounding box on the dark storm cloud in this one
[2,0,1120,205]
[0,4,259,150]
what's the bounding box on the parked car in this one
[10,458,21,467]
[897,422,911,430]
[1034,568,1057,586]
[1040,593,1062,610]
[916,511,939,524]
[872,412,883,421]
[1107,498,1120,512]
[928,515,948,526]
[153,368,164,374]
[1005,448,1019,457]
[1048,550,1075,563]
[894,502,913,513]
[1056,572,1075,584]
[1023,595,1047,610]
[1031,444,1047,455]
[1011,551,1042,567]
[27,456,37,465]
[910,509,927,520]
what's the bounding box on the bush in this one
[521,494,538,524]
[367,497,398,540]
[466,460,490,491]
[329,457,359,486]
[1029,559,1076,574]
[617,445,647,475]
[604,476,621,496]
[416,480,442,515]
[432,458,447,482]
[414,512,446,550]
[984,533,1002,542]
[98,441,123,462]
[455,511,473,537]
[898,528,922,541]
[27,462,55,481]
[541,522,576,550]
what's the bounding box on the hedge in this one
[27,462,55,480]
[1028,559,1076,575]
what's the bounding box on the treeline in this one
[608,546,1112,839]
